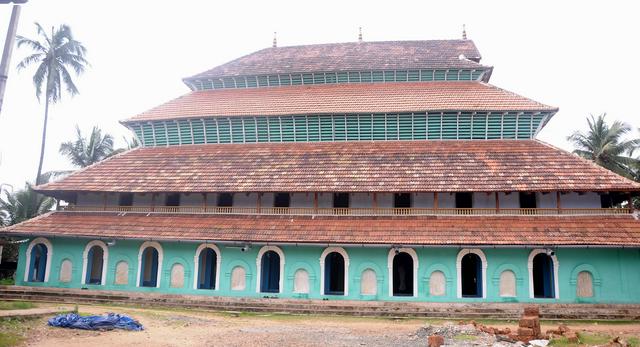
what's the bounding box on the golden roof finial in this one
[272,32,277,48]
[462,24,467,40]
[358,27,363,42]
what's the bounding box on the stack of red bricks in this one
[514,306,542,342]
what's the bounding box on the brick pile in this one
[513,306,542,343]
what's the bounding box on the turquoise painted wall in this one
[14,237,640,303]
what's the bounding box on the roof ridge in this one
[534,139,640,188]
[481,82,558,111]
[1,210,55,232]
[34,147,143,192]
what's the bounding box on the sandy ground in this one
[13,304,640,347]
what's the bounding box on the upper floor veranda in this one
[61,190,634,216]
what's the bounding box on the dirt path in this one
[19,305,640,347]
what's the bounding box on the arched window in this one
[499,270,516,297]
[194,244,221,290]
[256,246,285,294]
[170,263,185,288]
[24,238,52,283]
[528,249,559,299]
[137,241,163,288]
[360,269,377,295]
[82,241,108,285]
[114,261,129,285]
[429,271,446,296]
[293,269,310,294]
[59,259,73,283]
[230,266,246,291]
[576,271,593,298]
[320,247,349,296]
[456,249,487,298]
[388,248,418,297]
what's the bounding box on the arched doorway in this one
[324,252,345,295]
[139,247,159,287]
[260,250,281,293]
[392,252,414,296]
[197,248,217,290]
[85,245,104,284]
[532,253,555,298]
[29,243,48,282]
[461,253,482,297]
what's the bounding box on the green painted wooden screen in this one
[129,112,551,147]
[188,69,487,90]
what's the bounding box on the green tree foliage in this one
[567,114,640,178]
[0,172,63,262]
[16,23,88,185]
[59,125,115,168]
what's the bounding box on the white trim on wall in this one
[527,249,560,299]
[255,245,285,294]
[387,248,419,297]
[319,247,349,296]
[81,240,109,285]
[24,237,53,283]
[193,243,222,290]
[136,241,163,288]
[456,248,487,299]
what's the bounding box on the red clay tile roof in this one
[125,82,556,123]
[185,40,486,81]
[3,212,640,246]
[35,140,640,194]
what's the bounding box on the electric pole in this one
[0,1,27,117]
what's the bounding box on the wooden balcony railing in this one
[58,205,633,216]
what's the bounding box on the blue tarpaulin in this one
[48,313,144,331]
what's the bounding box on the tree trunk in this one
[35,98,49,186]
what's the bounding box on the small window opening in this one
[333,193,350,208]
[273,193,291,208]
[165,193,180,206]
[600,193,613,208]
[455,193,473,208]
[118,193,134,207]
[519,192,537,208]
[394,193,412,208]
[217,193,233,207]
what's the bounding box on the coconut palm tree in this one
[16,23,88,185]
[59,125,115,168]
[0,170,68,227]
[0,184,55,227]
[567,114,640,178]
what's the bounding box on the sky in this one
[0,0,639,191]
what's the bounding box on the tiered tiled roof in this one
[36,140,640,195]
[185,40,486,81]
[125,82,555,123]
[4,212,640,246]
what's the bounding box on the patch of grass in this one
[0,317,37,347]
[549,332,637,347]
[453,334,478,341]
[0,301,35,310]
[549,336,576,346]
[0,278,14,286]
[577,332,613,345]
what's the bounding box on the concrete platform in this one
[1,285,639,320]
